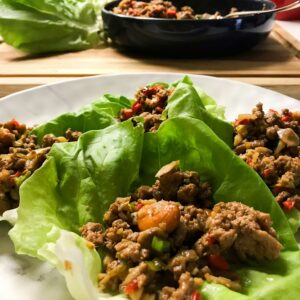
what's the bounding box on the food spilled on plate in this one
[113,0,238,20]
[1,76,300,300]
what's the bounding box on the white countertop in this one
[277,20,300,41]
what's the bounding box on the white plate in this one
[0,73,299,300]
[1,73,299,124]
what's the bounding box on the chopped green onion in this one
[146,261,160,272]
[130,201,137,210]
[146,258,166,271]
[151,236,170,253]
[15,171,31,187]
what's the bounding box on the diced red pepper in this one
[269,109,278,114]
[166,9,177,17]
[124,279,139,294]
[131,101,142,113]
[281,112,293,123]
[10,119,22,129]
[142,85,159,96]
[191,290,202,300]
[281,115,291,123]
[121,108,133,120]
[208,254,229,271]
[246,158,252,165]
[282,199,295,212]
[263,168,272,178]
[136,202,144,210]
[14,171,22,177]
[206,236,216,246]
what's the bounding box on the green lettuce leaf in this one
[0,207,17,225]
[31,94,131,144]
[201,251,300,300]
[140,117,297,250]
[31,77,232,147]
[0,0,106,54]
[39,225,127,300]
[7,76,299,299]
[285,209,300,233]
[173,75,226,120]
[39,227,102,300]
[91,76,233,147]
[10,119,144,255]
[149,75,226,121]
[166,82,233,146]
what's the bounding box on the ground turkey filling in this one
[80,161,282,300]
[233,103,300,212]
[0,119,81,214]
[113,0,238,20]
[119,84,173,132]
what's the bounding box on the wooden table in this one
[0,23,299,99]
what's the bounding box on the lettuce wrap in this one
[31,76,232,147]
[25,78,300,234]
[9,115,300,300]
[1,77,233,223]
[30,94,132,144]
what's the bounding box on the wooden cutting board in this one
[0,23,299,99]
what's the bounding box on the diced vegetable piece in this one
[235,114,257,125]
[151,236,170,253]
[124,279,139,294]
[263,168,273,178]
[167,9,177,17]
[206,236,216,246]
[121,108,134,120]
[136,202,144,210]
[208,254,229,271]
[146,258,165,271]
[277,128,299,147]
[132,101,142,113]
[15,171,31,187]
[282,200,295,212]
[191,290,202,300]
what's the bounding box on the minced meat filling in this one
[233,103,300,211]
[119,84,173,132]
[113,0,196,20]
[80,161,282,300]
[0,119,82,214]
[113,0,238,20]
